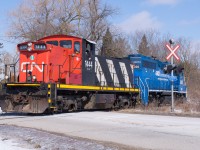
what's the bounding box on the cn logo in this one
[21,62,44,72]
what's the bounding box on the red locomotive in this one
[19,35,83,84]
[0,35,139,113]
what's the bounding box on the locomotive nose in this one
[19,48,49,83]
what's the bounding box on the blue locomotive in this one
[129,54,187,105]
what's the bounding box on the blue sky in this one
[0,0,200,53]
[102,0,200,45]
[0,0,20,53]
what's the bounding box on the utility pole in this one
[0,43,3,81]
[169,39,174,112]
[166,39,180,112]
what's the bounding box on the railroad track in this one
[0,113,30,121]
[0,113,45,121]
[0,116,30,121]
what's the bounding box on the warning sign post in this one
[166,39,180,112]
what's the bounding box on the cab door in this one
[68,41,82,85]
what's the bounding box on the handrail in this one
[139,77,145,92]
[5,63,18,83]
[145,78,150,98]
[135,76,145,100]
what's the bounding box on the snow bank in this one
[0,138,29,150]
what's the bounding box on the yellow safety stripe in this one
[50,106,57,109]
[7,84,41,86]
[7,83,139,92]
[57,84,139,92]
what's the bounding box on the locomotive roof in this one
[129,53,169,66]
[38,34,82,41]
[17,34,96,45]
[38,34,96,44]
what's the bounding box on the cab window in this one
[142,60,156,69]
[74,41,80,53]
[46,41,58,46]
[60,40,72,48]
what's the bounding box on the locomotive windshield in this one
[142,60,156,69]
[74,41,80,53]
[19,44,28,50]
[60,40,72,48]
[46,41,58,46]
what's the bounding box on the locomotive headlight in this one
[27,47,32,51]
[27,42,32,47]
[5,75,9,80]
[32,75,36,80]
[32,75,37,82]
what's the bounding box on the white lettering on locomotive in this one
[21,62,44,72]
[85,60,93,70]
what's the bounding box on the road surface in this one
[0,111,200,150]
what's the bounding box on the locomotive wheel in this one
[44,108,55,115]
[113,101,119,111]
[84,94,96,109]
[67,100,77,112]
[123,101,130,109]
[68,104,77,112]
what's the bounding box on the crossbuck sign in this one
[166,44,180,61]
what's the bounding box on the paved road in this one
[0,111,200,150]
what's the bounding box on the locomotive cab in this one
[6,35,96,85]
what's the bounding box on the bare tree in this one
[0,49,17,82]
[101,27,132,57]
[7,0,115,46]
[130,29,162,57]
[54,0,85,35]
[112,35,132,57]
[7,0,86,40]
[81,0,114,39]
[8,0,55,40]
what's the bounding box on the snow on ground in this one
[0,107,5,114]
[0,138,30,150]
[0,125,119,150]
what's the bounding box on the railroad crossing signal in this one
[166,44,180,61]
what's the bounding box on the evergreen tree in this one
[101,28,113,56]
[138,34,150,56]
